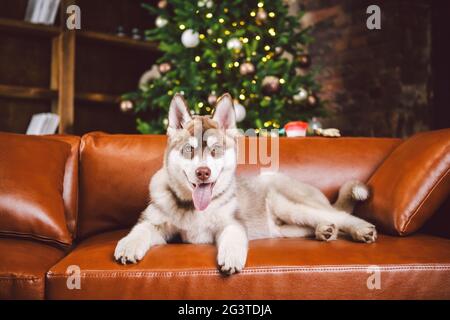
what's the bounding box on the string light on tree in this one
[226,38,242,51]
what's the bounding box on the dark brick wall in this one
[300,0,432,137]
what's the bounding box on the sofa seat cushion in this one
[46,230,450,299]
[0,238,65,299]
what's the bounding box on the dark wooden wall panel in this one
[0,97,51,133]
[0,33,51,87]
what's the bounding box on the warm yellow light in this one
[224,30,230,35]
[219,18,225,23]
[179,24,186,30]
[239,21,245,26]
[262,57,267,62]
[217,38,223,44]
[198,102,204,108]
[250,11,256,17]
[268,28,276,36]
[251,80,256,84]
[269,12,275,18]
[232,22,238,27]
[264,45,271,51]
[255,35,261,40]
[257,2,264,8]
[199,34,205,39]
[273,122,280,128]
[206,107,211,112]
[168,90,173,95]
[234,61,240,67]
[264,121,272,127]
[228,63,234,68]
[206,13,213,19]
[224,8,229,13]
[242,37,249,43]
[195,56,201,62]
[279,78,285,84]
[211,62,217,68]
[239,94,246,100]
[251,51,257,56]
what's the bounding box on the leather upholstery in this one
[0,238,64,300]
[0,133,72,246]
[46,230,450,299]
[78,133,401,239]
[45,135,80,239]
[78,132,167,239]
[356,129,450,235]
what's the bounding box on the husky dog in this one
[115,93,377,274]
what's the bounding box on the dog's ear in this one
[213,93,236,130]
[168,94,191,131]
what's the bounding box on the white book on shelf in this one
[26,113,60,135]
[46,0,61,25]
[29,0,44,23]
[37,0,50,24]
[24,0,38,22]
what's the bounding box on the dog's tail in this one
[333,180,369,214]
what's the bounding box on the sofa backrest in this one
[77,132,401,239]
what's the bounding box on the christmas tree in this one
[123,0,326,134]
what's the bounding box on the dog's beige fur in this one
[115,93,377,274]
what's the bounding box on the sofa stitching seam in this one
[46,264,450,278]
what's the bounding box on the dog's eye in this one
[211,145,223,157]
[182,144,195,159]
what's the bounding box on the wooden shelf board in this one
[0,18,59,37]
[77,30,158,52]
[75,92,121,104]
[0,84,57,100]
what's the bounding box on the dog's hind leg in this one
[267,189,377,243]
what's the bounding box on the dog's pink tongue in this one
[192,183,212,211]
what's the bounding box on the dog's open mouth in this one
[191,182,214,211]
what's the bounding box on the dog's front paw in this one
[114,234,150,264]
[351,224,377,243]
[315,223,338,241]
[217,244,247,275]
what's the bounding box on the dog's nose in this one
[195,167,211,181]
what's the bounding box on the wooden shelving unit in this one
[0,0,159,134]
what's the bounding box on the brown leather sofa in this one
[0,130,449,300]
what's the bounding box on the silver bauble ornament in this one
[155,16,168,28]
[226,38,242,51]
[233,100,246,122]
[181,29,200,48]
[293,88,308,102]
[262,76,280,95]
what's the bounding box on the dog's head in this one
[164,93,238,211]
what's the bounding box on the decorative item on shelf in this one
[239,62,255,75]
[307,117,322,135]
[26,113,60,135]
[158,62,172,74]
[233,100,246,122]
[293,87,308,102]
[208,93,218,105]
[284,121,308,137]
[116,26,126,37]
[157,0,168,9]
[297,53,311,68]
[181,29,200,48]
[155,16,168,28]
[255,8,268,25]
[131,28,141,40]
[226,38,242,51]
[120,100,134,113]
[262,76,280,95]
[306,94,319,108]
[314,128,341,137]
